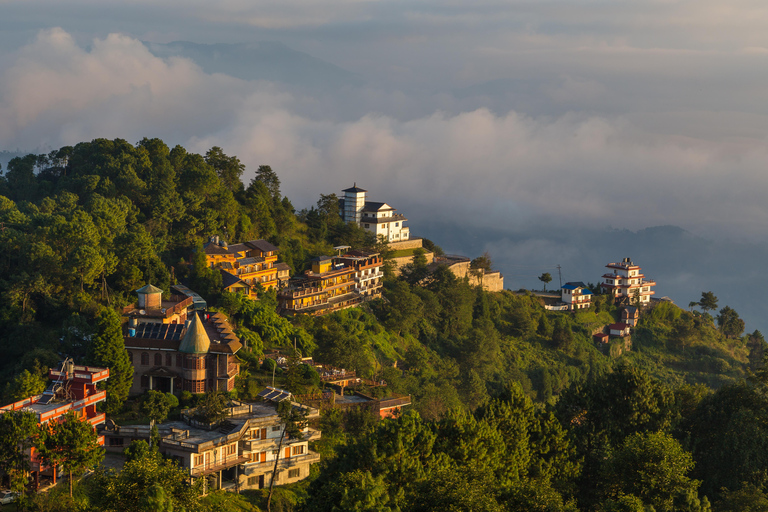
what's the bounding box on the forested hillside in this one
[2,138,768,511]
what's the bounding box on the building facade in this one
[124,285,241,395]
[0,361,109,489]
[203,237,287,298]
[340,185,410,243]
[561,282,593,310]
[600,257,656,306]
[104,388,321,492]
[278,250,383,316]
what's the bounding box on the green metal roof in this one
[178,313,211,354]
[136,284,163,294]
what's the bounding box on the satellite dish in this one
[139,310,146,315]
[161,308,166,314]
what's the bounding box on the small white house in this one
[609,322,631,337]
[561,282,593,311]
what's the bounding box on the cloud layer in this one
[2,28,768,242]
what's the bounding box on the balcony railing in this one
[190,455,251,477]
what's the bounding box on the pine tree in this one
[89,306,133,414]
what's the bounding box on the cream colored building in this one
[341,184,410,243]
[103,388,320,492]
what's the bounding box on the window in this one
[364,224,369,228]
[194,455,204,467]
[176,354,183,367]
[166,353,172,367]
[272,426,281,432]
[141,353,149,366]
[288,469,300,478]
[127,351,133,364]
[154,353,162,366]
[291,445,304,455]
[141,375,149,388]
[248,477,257,486]
[228,444,237,455]
[395,222,399,227]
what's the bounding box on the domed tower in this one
[179,313,211,393]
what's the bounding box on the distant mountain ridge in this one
[144,40,365,90]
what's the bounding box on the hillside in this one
[0,138,765,511]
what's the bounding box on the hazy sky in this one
[2,1,768,298]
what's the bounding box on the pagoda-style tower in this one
[342,184,367,224]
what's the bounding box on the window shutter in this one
[285,447,291,458]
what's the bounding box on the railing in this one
[320,371,356,382]
[190,455,251,477]
[87,413,106,426]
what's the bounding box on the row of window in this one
[130,351,206,369]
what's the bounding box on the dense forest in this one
[1,138,767,511]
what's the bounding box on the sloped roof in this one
[136,284,163,294]
[220,269,248,290]
[363,201,393,211]
[342,184,367,193]
[246,240,278,254]
[178,313,211,354]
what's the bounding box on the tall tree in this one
[141,390,172,447]
[267,400,309,512]
[88,306,133,414]
[37,411,104,497]
[205,146,244,194]
[539,273,553,291]
[255,165,281,200]
[717,306,745,339]
[0,411,39,507]
[698,291,718,313]
[601,431,709,512]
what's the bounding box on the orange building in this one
[0,360,109,489]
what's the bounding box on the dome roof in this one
[178,313,210,354]
[136,284,163,294]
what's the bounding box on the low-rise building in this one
[0,360,109,489]
[622,306,640,327]
[104,388,320,492]
[561,282,593,310]
[601,257,656,306]
[124,285,241,395]
[609,322,631,337]
[278,250,383,316]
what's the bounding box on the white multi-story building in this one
[341,184,410,243]
[600,257,656,306]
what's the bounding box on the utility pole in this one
[557,265,562,289]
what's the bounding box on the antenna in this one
[557,265,562,288]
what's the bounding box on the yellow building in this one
[204,236,289,298]
[278,251,383,316]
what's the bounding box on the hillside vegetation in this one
[1,138,767,511]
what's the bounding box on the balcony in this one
[190,455,251,477]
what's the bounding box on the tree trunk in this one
[266,428,286,512]
[69,469,73,498]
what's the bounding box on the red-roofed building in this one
[0,360,109,489]
[609,323,631,337]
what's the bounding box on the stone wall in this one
[387,238,424,251]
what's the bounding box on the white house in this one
[561,282,593,310]
[340,184,410,243]
[600,257,656,306]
